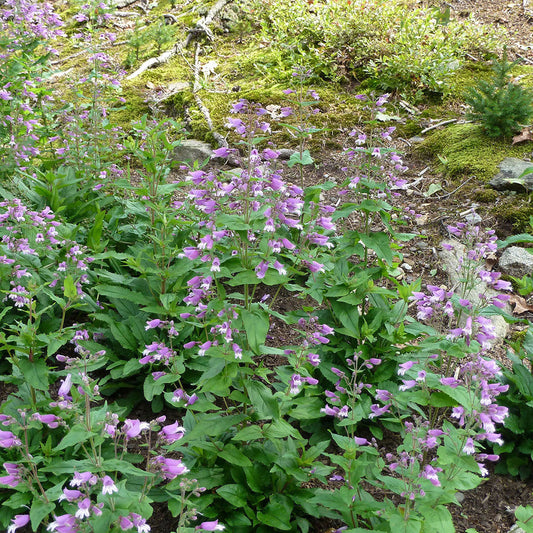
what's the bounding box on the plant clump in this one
[465,51,533,138]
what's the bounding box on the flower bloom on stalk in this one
[289,374,318,394]
[320,404,349,419]
[122,419,150,440]
[196,520,225,531]
[32,413,60,428]
[101,475,118,495]
[59,488,82,502]
[118,513,151,532]
[46,513,77,532]
[75,497,91,519]
[0,430,21,448]
[70,471,98,487]
[420,464,443,487]
[158,421,185,443]
[153,456,189,480]
[0,462,21,487]
[7,514,30,533]
[369,403,391,419]
[171,388,198,406]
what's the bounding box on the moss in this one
[446,63,492,101]
[494,197,533,232]
[417,123,531,181]
[474,188,499,203]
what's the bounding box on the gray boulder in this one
[439,240,509,344]
[499,246,533,278]
[172,140,213,164]
[490,157,533,192]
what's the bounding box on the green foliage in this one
[248,0,501,92]
[465,52,533,138]
[492,328,533,479]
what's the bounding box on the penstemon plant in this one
[0,330,215,533]
[0,6,522,526]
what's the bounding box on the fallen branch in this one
[431,174,477,200]
[127,0,232,80]
[420,119,457,135]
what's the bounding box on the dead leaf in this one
[512,128,533,144]
[509,294,533,314]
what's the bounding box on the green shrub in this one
[465,52,533,138]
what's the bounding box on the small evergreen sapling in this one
[465,51,533,138]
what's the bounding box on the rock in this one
[499,246,533,278]
[172,140,213,164]
[439,240,510,344]
[409,136,425,144]
[278,148,298,161]
[490,157,533,192]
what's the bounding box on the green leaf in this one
[96,284,150,305]
[216,484,248,507]
[330,299,359,338]
[515,505,533,533]
[102,459,154,477]
[54,424,96,451]
[246,380,279,419]
[360,232,394,265]
[233,425,263,441]
[63,274,78,300]
[219,443,253,467]
[17,357,49,391]
[497,233,533,248]
[40,459,95,474]
[225,269,259,286]
[30,499,55,531]
[241,308,270,355]
[263,419,302,439]
[424,183,443,197]
[216,214,250,230]
[257,494,294,530]
[288,150,314,167]
[416,505,455,533]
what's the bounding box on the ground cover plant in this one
[1,1,533,532]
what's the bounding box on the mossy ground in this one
[47,0,533,231]
[416,123,532,181]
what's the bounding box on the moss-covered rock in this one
[494,196,533,232]
[416,123,531,181]
[474,188,499,203]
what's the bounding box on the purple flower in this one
[58,374,72,398]
[145,319,164,330]
[75,497,91,519]
[0,463,21,487]
[289,374,303,394]
[101,475,118,495]
[7,514,29,533]
[0,430,20,448]
[212,147,231,158]
[46,513,76,532]
[33,413,60,428]
[59,488,82,502]
[159,422,185,443]
[255,260,269,279]
[463,437,476,455]
[354,437,369,446]
[153,456,189,479]
[375,389,392,402]
[122,419,149,439]
[399,380,417,391]
[196,520,225,531]
[369,404,391,419]
[420,464,442,487]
